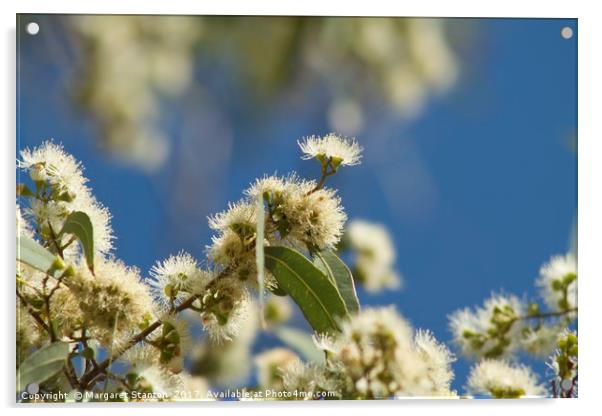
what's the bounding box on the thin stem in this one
[308,162,336,195]
[514,307,577,322]
[16,290,50,333]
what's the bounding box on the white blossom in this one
[18,141,115,257]
[347,219,402,292]
[448,293,525,359]
[134,365,183,399]
[467,359,545,398]
[327,306,454,398]
[68,257,155,345]
[148,251,208,310]
[414,329,456,395]
[254,348,300,390]
[298,133,363,167]
[536,253,577,311]
[199,277,251,343]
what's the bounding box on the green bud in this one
[316,153,327,166]
[164,283,175,299]
[462,330,476,339]
[527,303,540,316]
[330,156,343,171]
[61,265,76,278]
[564,273,577,285]
[558,298,570,310]
[50,256,67,272]
[164,329,180,344]
[551,280,563,291]
[57,191,76,202]
[567,333,578,347]
[126,372,139,387]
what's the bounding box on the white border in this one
[2,1,601,415]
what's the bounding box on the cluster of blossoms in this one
[546,330,578,398]
[345,220,403,293]
[67,17,457,170]
[17,133,575,401]
[16,133,370,401]
[448,252,577,398]
[206,134,358,289]
[18,141,114,259]
[16,141,214,399]
[256,307,456,399]
[466,360,545,398]
[71,15,202,170]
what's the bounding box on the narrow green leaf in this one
[16,183,35,197]
[17,342,69,391]
[264,246,349,334]
[59,211,94,273]
[314,250,360,314]
[255,195,265,308]
[17,236,60,277]
[275,326,324,364]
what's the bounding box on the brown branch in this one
[16,290,50,333]
[79,294,200,389]
[514,307,578,322]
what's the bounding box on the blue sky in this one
[17,16,577,393]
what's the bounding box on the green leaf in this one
[17,236,61,277]
[313,250,360,314]
[255,195,266,306]
[16,183,35,197]
[17,342,69,391]
[264,246,349,334]
[275,326,324,364]
[59,211,94,273]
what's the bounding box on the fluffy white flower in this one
[298,133,363,167]
[330,306,454,398]
[281,360,338,400]
[121,344,160,367]
[208,200,256,233]
[520,323,564,357]
[155,316,192,372]
[347,219,402,292]
[448,293,525,359]
[467,359,546,398]
[244,173,346,249]
[546,329,578,397]
[413,329,456,395]
[16,204,33,239]
[199,277,251,343]
[18,141,115,257]
[536,253,577,310]
[190,301,259,384]
[68,257,156,345]
[134,365,183,399]
[254,348,300,390]
[19,141,87,193]
[263,295,293,326]
[148,251,208,310]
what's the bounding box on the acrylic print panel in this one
[16,15,577,402]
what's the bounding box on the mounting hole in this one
[561,26,573,40]
[26,22,40,36]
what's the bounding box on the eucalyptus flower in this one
[298,133,363,168]
[467,359,545,398]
